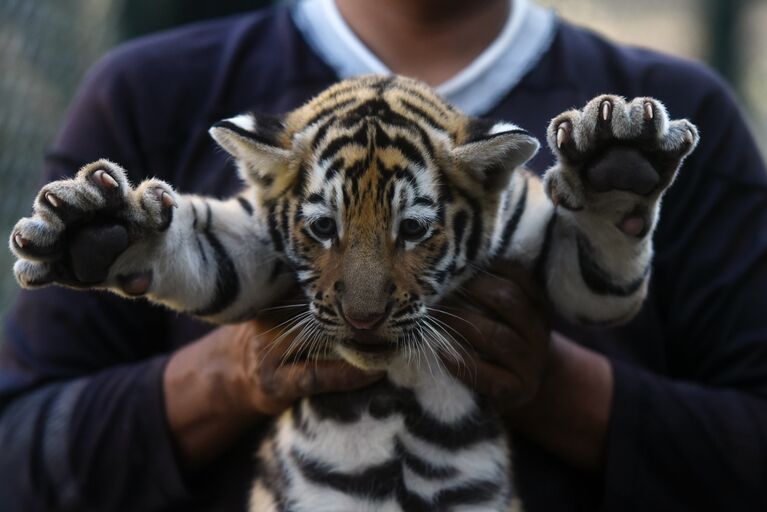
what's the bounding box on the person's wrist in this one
[162,323,272,468]
[196,323,271,421]
[505,331,613,471]
[164,324,267,431]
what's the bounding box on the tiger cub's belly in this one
[249,367,514,512]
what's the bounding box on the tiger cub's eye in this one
[308,217,337,240]
[399,219,428,241]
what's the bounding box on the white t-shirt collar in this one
[292,0,557,116]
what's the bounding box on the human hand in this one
[234,308,386,416]
[435,265,551,413]
[163,297,384,466]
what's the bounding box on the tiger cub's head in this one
[211,75,538,369]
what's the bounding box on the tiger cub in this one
[10,75,698,511]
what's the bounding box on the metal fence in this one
[0,0,125,314]
[0,0,764,319]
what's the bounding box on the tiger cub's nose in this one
[342,310,387,331]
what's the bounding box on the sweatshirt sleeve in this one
[601,74,767,511]
[0,47,195,512]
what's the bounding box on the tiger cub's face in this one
[211,76,538,369]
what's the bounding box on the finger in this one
[464,267,547,317]
[272,360,385,398]
[442,354,529,410]
[438,293,539,356]
[437,309,535,368]
[256,285,309,324]
[482,262,541,299]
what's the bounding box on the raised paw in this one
[9,159,178,291]
[543,95,699,235]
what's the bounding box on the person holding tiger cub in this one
[1,0,765,511]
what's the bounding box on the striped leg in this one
[9,159,292,323]
[495,96,698,324]
[538,95,698,324]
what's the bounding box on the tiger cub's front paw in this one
[543,95,699,236]
[9,159,177,294]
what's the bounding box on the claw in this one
[160,191,177,208]
[685,129,694,144]
[45,192,59,208]
[13,233,26,248]
[95,169,119,189]
[644,102,654,120]
[601,100,612,122]
[556,122,571,149]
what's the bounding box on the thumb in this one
[276,360,385,397]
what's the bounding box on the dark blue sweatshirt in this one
[2,5,767,512]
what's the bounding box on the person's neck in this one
[334,0,511,86]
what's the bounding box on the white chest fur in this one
[249,357,513,512]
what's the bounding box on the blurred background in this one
[0,0,765,320]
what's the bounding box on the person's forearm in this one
[163,326,267,469]
[507,332,613,472]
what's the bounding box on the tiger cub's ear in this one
[209,113,291,187]
[453,120,539,191]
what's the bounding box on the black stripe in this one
[306,193,324,204]
[498,178,528,254]
[236,196,254,215]
[397,85,454,115]
[190,203,241,317]
[396,441,458,479]
[303,98,355,127]
[533,213,557,288]
[318,124,369,162]
[213,119,281,148]
[387,136,426,169]
[307,379,501,450]
[397,478,503,512]
[266,202,284,252]
[291,448,399,499]
[310,117,333,150]
[461,194,483,262]
[195,235,207,265]
[399,99,448,132]
[255,438,292,512]
[279,200,291,253]
[324,157,345,181]
[453,210,468,255]
[577,234,649,296]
